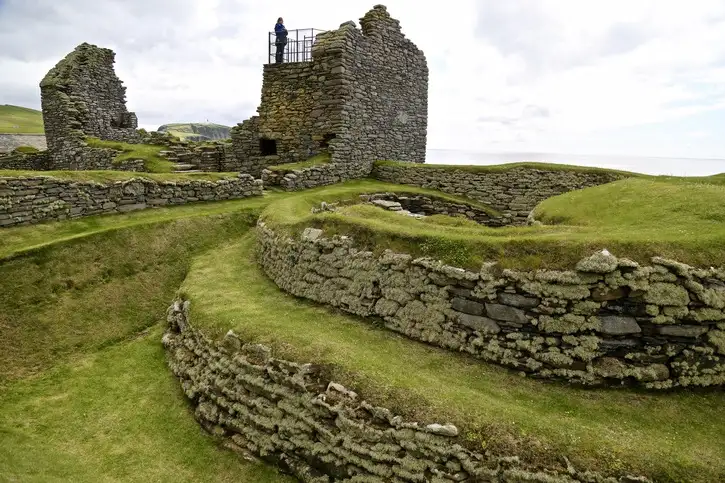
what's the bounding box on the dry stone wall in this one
[0,150,51,171]
[164,299,648,483]
[40,42,142,170]
[232,5,427,185]
[258,224,725,389]
[373,164,628,224]
[0,174,262,228]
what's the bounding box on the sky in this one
[2,0,725,160]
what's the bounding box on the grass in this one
[268,152,331,172]
[259,177,725,270]
[85,137,176,173]
[0,209,291,481]
[0,169,241,183]
[0,105,44,134]
[183,233,725,483]
[12,146,41,154]
[0,328,290,483]
[0,193,284,261]
[0,211,262,385]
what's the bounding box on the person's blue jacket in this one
[275,22,288,42]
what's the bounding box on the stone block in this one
[457,313,500,334]
[599,316,641,335]
[484,303,528,324]
[451,297,484,316]
[658,325,708,338]
[497,293,540,309]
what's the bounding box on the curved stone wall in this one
[372,163,628,225]
[164,299,647,482]
[257,223,725,389]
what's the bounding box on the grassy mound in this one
[268,152,331,172]
[0,202,290,481]
[0,105,44,134]
[183,233,725,483]
[85,137,176,173]
[259,177,725,270]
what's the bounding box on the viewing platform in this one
[268,28,326,64]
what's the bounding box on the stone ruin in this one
[24,4,428,181]
[231,5,428,181]
[40,42,142,170]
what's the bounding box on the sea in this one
[425,149,725,177]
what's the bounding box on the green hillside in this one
[157,122,231,141]
[0,105,44,134]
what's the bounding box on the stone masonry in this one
[231,5,428,184]
[373,163,628,225]
[164,299,649,482]
[258,223,725,389]
[0,174,262,228]
[40,42,142,170]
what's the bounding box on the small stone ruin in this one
[40,42,142,170]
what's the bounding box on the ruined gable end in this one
[40,42,141,170]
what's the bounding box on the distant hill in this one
[0,105,44,134]
[157,123,231,142]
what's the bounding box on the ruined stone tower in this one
[230,5,428,181]
[40,42,141,170]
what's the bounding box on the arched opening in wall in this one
[259,138,278,156]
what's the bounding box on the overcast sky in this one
[2,0,725,159]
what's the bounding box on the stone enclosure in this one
[257,222,725,390]
[164,299,649,483]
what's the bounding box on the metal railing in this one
[268,28,326,64]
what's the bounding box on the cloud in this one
[1,0,725,158]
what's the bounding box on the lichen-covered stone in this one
[576,250,619,273]
[0,174,262,228]
[258,223,725,389]
[599,316,641,335]
[164,300,648,482]
[644,283,690,306]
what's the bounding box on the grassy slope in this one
[260,177,725,270]
[0,207,290,481]
[85,137,176,173]
[0,105,44,134]
[184,234,725,483]
[159,123,231,141]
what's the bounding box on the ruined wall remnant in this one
[40,42,142,170]
[231,5,428,182]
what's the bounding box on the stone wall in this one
[0,150,51,171]
[261,162,351,191]
[40,42,142,170]
[164,299,646,482]
[231,5,427,184]
[359,192,506,226]
[258,223,725,389]
[0,174,262,228]
[373,163,628,225]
